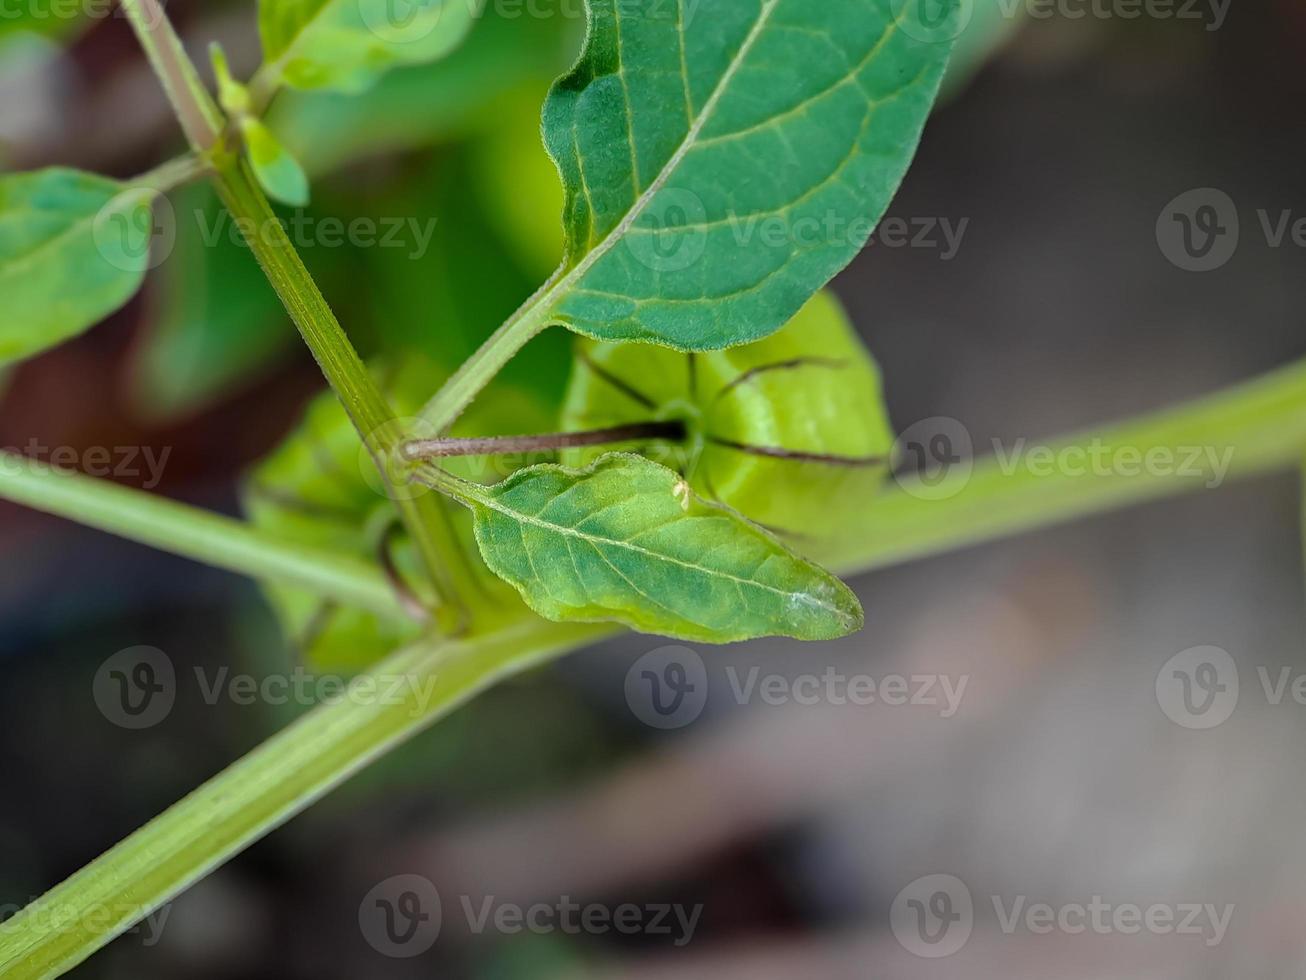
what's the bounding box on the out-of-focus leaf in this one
[0,168,155,367]
[468,97,564,279]
[244,118,310,207]
[536,0,957,350]
[257,0,479,95]
[448,453,864,643]
[562,290,894,542]
[129,184,288,422]
[269,0,580,175]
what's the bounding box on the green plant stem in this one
[119,0,223,151]
[823,357,1306,572]
[4,358,1306,977]
[129,154,212,194]
[210,159,472,628]
[0,452,407,619]
[121,0,473,627]
[0,618,613,980]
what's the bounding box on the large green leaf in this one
[562,290,895,542]
[446,453,864,643]
[536,0,957,350]
[258,0,480,94]
[0,168,156,368]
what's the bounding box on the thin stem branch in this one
[401,421,687,460]
[129,153,213,194]
[0,452,409,619]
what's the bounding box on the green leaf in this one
[0,168,157,368]
[267,0,580,175]
[562,290,894,541]
[537,0,957,350]
[445,453,864,643]
[258,0,481,95]
[243,118,311,206]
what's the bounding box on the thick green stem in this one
[211,161,471,628]
[0,619,612,980]
[3,357,1306,977]
[121,0,472,627]
[0,452,408,619]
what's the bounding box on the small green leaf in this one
[210,41,252,116]
[449,453,864,643]
[562,290,894,541]
[536,0,958,350]
[243,118,311,207]
[0,168,157,368]
[258,0,481,95]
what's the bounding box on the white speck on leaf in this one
[673,479,691,511]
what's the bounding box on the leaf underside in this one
[464,453,864,643]
[540,0,957,350]
[259,0,481,93]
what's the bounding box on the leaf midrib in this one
[535,0,782,317]
[475,487,844,615]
